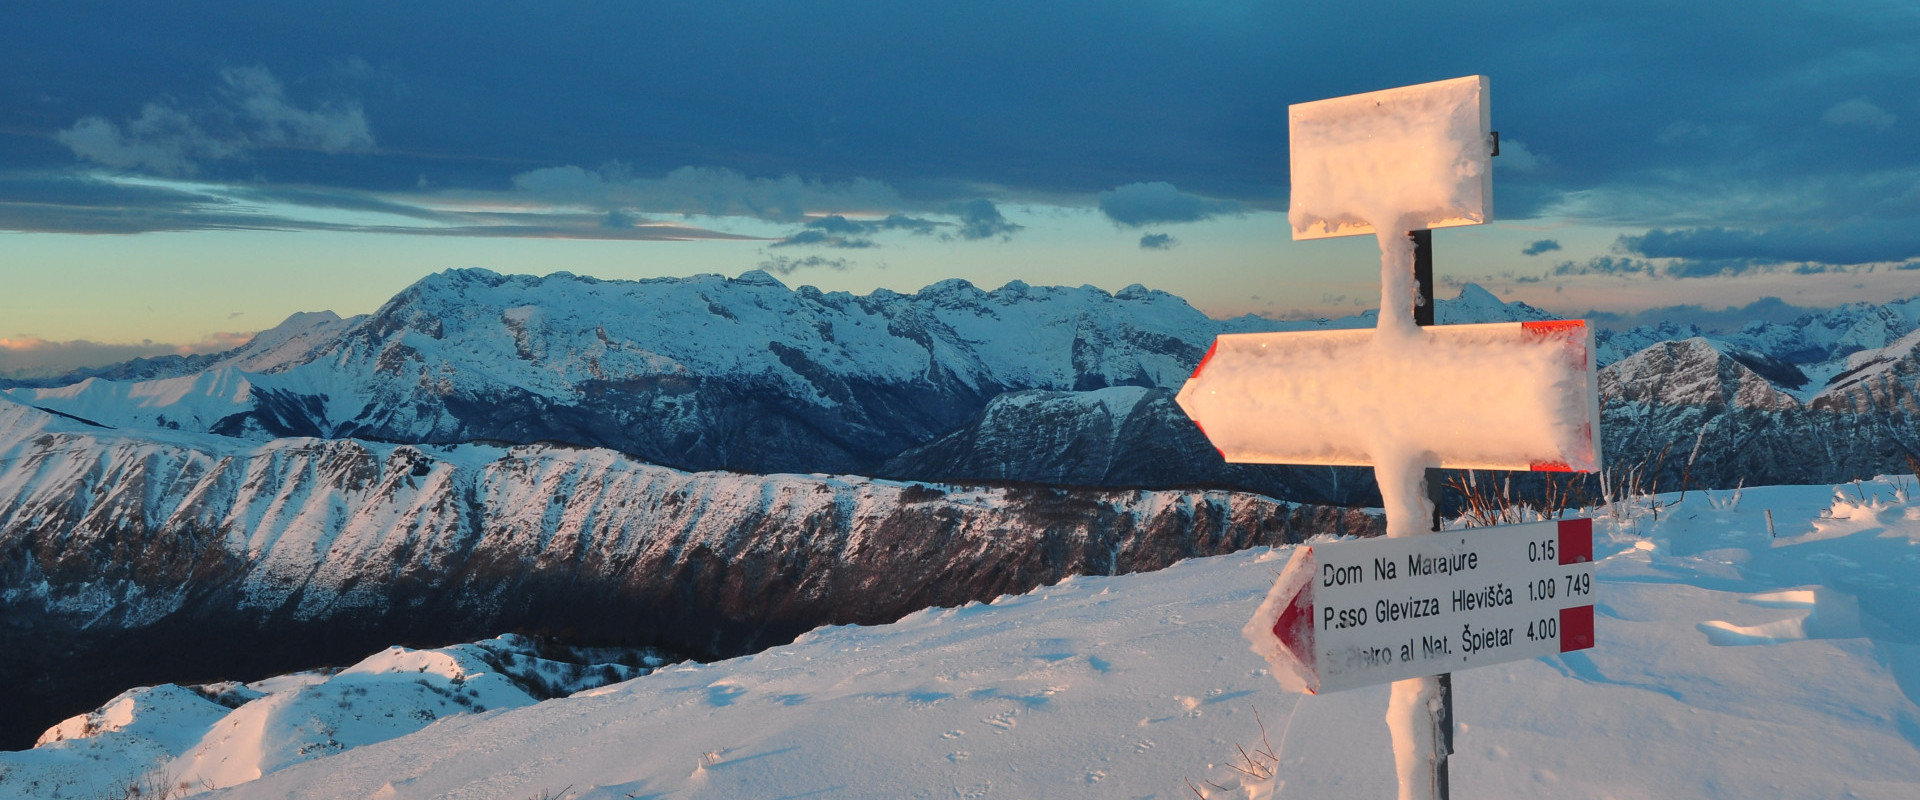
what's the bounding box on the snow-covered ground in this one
[9,479,1920,799]
[1,636,665,799]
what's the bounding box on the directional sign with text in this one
[1247,517,1597,694]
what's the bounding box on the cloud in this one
[1822,98,1895,131]
[1539,223,1920,280]
[54,67,373,176]
[757,254,850,275]
[1138,233,1176,250]
[1521,239,1562,256]
[1550,252,1769,280]
[1619,223,1920,268]
[1494,138,1546,172]
[946,199,1022,240]
[219,66,374,152]
[11,3,1920,241]
[1097,182,1240,228]
[1550,256,1661,277]
[512,164,905,223]
[16,4,1920,255]
[770,213,942,248]
[55,105,235,176]
[770,229,876,249]
[0,172,763,241]
[0,333,251,379]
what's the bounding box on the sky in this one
[4,1,1919,375]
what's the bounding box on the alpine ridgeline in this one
[6,269,1246,474]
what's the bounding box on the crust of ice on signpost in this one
[1288,75,1492,240]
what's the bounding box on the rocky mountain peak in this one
[1601,338,1799,412]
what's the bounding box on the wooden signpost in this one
[1177,76,1603,800]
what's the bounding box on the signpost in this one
[1176,75,1603,800]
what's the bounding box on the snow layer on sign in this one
[1288,75,1491,240]
[26,479,1898,800]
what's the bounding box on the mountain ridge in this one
[0,394,1380,749]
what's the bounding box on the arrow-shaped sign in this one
[1176,320,1600,472]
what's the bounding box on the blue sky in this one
[4,1,1919,374]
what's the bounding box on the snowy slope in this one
[0,634,664,799]
[14,479,1916,799]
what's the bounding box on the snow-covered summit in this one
[1438,282,1557,324]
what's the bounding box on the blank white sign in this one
[1288,75,1493,240]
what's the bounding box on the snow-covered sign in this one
[1289,75,1493,240]
[1248,517,1597,694]
[1175,320,1601,472]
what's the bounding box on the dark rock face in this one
[1599,337,1920,490]
[0,402,1381,748]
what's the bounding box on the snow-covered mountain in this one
[17,270,1911,498]
[1599,331,1920,490]
[1595,295,1920,398]
[10,478,1918,799]
[7,269,1285,474]
[0,395,1380,750]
